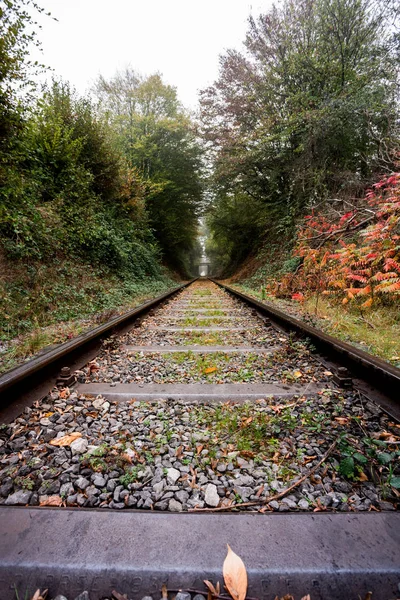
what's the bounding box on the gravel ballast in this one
[0,281,398,512]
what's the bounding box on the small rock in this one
[70,438,88,455]
[75,477,90,490]
[297,499,310,510]
[175,593,191,600]
[74,593,90,600]
[166,467,180,485]
[92,397,105,409]
[204,483,219,507]
[92,475,106,488]
[169,498,183,512]
[5,490,32,505]
[175,490,189,504]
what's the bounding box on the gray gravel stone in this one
[168,498,183,512]
[175,490,189,504]
[204,483,219,507]
[5,490,32,505]
[74,593,90,600]
[75,477,90,490]
[70,438,88,455]
[92,475,107,488]
[175,593,191,600]
[166,467,180,485]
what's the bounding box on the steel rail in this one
[0,279,196,403]
[211,279,400,403]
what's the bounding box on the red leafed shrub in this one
[271,173,400,308]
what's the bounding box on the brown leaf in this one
[256,484,264,498]
[161,584,168,599]
[335,417,349,425]
[223,544,248,600]
[358,471,369,482]
[176,445,184,459]
[40,495,63,507]
[30,591,48,600]
[204,580,220,597]
[196,444,204,455]
[49,432,82,447]
[112,591,128,600]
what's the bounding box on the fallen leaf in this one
[335,417,349,425]
[59,388,70,399]
[204,580,220,597]
[176,445,184,459]
[293,370,302,379]
[112,591,128,600]
[358,471,369,482]
[49,432,82,447]
[30,591,48,600]
[161,584,168,599]
[223,544,248,600]
[196,444,204,455]
[256,484,264,497]
[323,371,333,376]
[40,495,63,507]
[204,366,218,374]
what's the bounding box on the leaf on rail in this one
[223,544,248,600]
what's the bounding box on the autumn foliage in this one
[272,173,400,308]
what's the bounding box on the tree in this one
[201,0,400,272]
[94,69,204,272]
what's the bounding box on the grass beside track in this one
[230,283,400,369]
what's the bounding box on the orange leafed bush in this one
[271,172,400,308]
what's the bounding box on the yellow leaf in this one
[358,471,368,482]
[204,366,217,374]
[293,371,302,379]
[49,432,82,447]
[223,545,248,600]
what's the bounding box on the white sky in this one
[31,0,273,110]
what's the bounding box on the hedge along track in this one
[0,279,399,599]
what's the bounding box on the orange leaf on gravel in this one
[223,544,248,600]
[204,366,218,374]
[49,432,82,447]
[293,370,302,379]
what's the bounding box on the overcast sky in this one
[32,0,273,110]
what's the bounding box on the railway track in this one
[0,279,399,599]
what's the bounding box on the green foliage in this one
[201,0,400,274]
[94,69,204,273]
